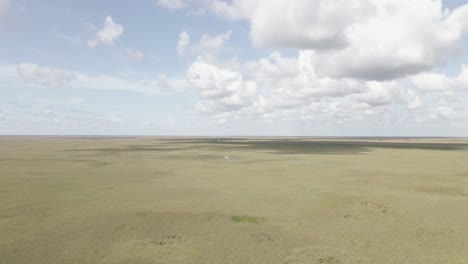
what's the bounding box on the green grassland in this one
[1,137,468,263]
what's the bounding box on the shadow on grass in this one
[66,138,468,156]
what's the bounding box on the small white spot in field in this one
[224,156,230,160]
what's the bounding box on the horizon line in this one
[1,135,467,139]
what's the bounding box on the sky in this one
[1,0,468,136]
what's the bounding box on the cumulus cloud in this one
[208,0,468,80]
[190,30,232,59]
[411,65,468,92]
[244,51,362,112]
[246,51,365,98]
[158,0,468,80]
[176,31,190,57]
[185,50,428,124]
[318,0,468,80]
[17,63,76,87]
[177,30,233,60]
[160,0,468,126]
[187,58,257,114]
[352,81,424,109]
[176,31,232,60]
[212,0,371,50]
[87,17,145,62]
[88,16,123,48]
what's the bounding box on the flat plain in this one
[1,137,468,264]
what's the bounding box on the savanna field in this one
[1,137,468,264]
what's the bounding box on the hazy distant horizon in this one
[1,134,468,139]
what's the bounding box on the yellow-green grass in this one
[1,137,468,263]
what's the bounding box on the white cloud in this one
[88,16,123,48]
[404,89,425,110]
[148,0,468,128]
[120,47,145,61]
[352,81,423,109]
[86,17,144,61]
[243,51,364,112]
[212,0,371,50]
[246,51,365,99]
[176,31,190,57]
[209,0,468,80]
[430,106,457,120]
[318,0,468,80]
[0,98,134,133]
[190,30,232,59]
[185,50,430,124]
[176,30,233,60]
[156,0,187,10]
[74,72,184,94]
[411,65,468,92]
[17,63,76,87]
[15,63,184,94]
[187,58,257,114]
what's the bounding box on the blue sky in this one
[1,0,468,136]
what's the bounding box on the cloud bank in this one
[159,0,468,126]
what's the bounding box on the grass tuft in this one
[230,215,265,224]
[318,256,340,264]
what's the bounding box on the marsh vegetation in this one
[1,137,468,263]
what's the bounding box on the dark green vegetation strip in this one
[231,215,265,224]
